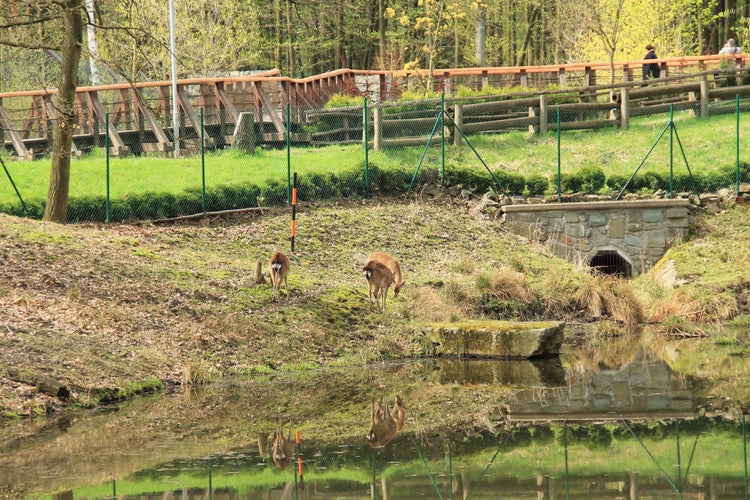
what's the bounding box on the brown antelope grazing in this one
[272,417,295,468]
[269,251,290,302]
[366,395,406,448]
[366,251,405,297]
[362,260,394,311]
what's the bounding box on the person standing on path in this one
[642,44,661,82]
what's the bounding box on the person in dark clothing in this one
[642,44,660,82]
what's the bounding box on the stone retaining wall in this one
[501,200,693,276]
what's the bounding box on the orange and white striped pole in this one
[290,172,297,255]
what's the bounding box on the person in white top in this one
[719,38,741,55]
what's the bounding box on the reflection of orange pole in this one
[296,430,303,484]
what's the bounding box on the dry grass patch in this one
[405,286,470,323]
[650,288,739,328]
[575,275,644,324]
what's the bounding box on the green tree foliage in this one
[2,0,750,91]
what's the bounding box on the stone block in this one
[643,209,664,223]
[608,217,626,238]
[423,320,565,359]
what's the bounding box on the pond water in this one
[2,334,750,499]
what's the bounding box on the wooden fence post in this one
[453,104,463,146]
[532,95,547,134]
[700,76,710,118]
[373,106,383,151]
[232,112,255,154]
[620,87,630,130]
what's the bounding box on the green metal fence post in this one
[441,93,446,185]
[364,98,369,198]
[676,420,683,498]
[744,410,749,500]
[287,102,291,205]
[557,106,561,202]
[737,94,741,198]
[201,107,206,212]
[371,448,376,497]
[447,440,453,500]
[564,421,570,500]
[669,104,674,199]
[208,463,213,500]
[105,112,110,223]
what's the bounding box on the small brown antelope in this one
[269,251,290,302]
[363,260,394,311]
[366,395,406,448]
[272,417,295,468]
[367,251,405,297]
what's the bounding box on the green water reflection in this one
[51,418,750,499]
[2,339,750,499]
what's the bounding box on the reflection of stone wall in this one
[502,200,692,275]
[429,358,566,387]
[510,350,694,417]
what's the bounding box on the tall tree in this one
[0,0,84,223]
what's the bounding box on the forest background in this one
[1,0,749,94]
[2,0,750,222]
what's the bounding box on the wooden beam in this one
[253,82,285,134]
[0,104,31,159]
[87,92,130,155]
[132,88,173,151]
[176,86,214,147]
[214,82,239,124]
[42,98,82,157]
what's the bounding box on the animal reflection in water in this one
[257,417,296,468]
[366,395,406,448]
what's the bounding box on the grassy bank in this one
[1,110,748,221]
[0,194,748,418]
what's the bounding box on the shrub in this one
[632,171,665,191]
[494,171,525,195]
[336,168,367,197]
[560,172,583,193]
[260,179,288,205]
[67,195,107,222]
[606,173,628,192]
[525,174,549,196]
[704,170,732,191]
[578,166,606,193]
[672,173,699,193]
[324,93,364,108]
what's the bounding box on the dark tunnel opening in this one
[589,250,632,278]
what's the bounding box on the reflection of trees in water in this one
[570,329,652,371]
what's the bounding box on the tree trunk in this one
[285,0,295,76]
[43,0,82,224]
[378,0,386,69]
[475,6,486,66]
[274,0,282,68]
[515,5,539,67]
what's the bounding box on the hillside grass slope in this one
[1,194,748,418]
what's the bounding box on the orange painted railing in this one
[1,54,747,158]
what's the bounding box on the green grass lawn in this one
[1,109,748,211]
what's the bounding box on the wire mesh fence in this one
[1,88,749,223]
[61,416,750,499]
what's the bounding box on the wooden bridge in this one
[1,54,748,159]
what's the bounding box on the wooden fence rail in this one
[303,70,750,149]
[1,55,749,158]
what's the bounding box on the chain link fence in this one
[1,85,749,222]
[61,416,750,498]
